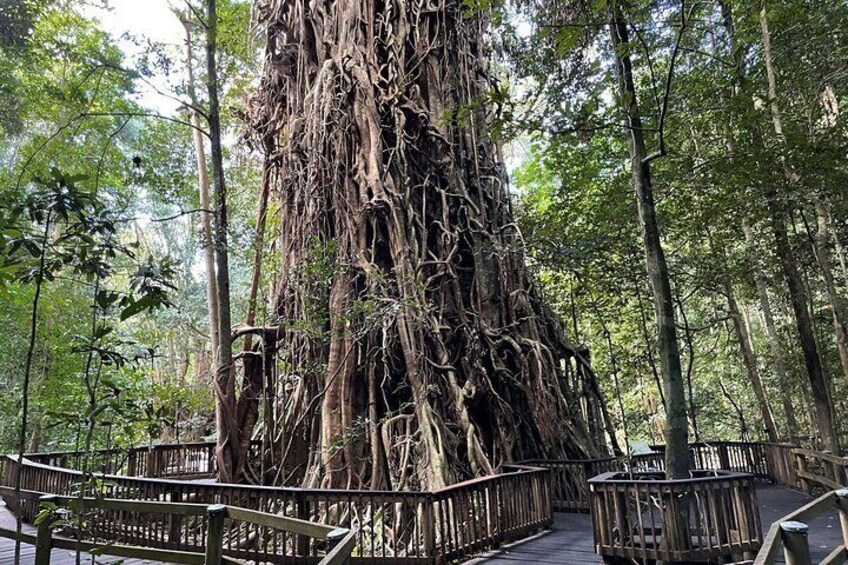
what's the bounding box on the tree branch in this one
[643,1,690,165]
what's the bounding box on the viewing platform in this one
[0,441,846,564]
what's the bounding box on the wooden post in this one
[780,521,812,565]
[327,527,348,552]
[127,449,137,476]
[169,490,182,543]
[422,494,436,559]
[718,443,731,471]
[205,504,226,565]
[146,448,156,478]
[841,457,848,487]
[295,496,309,556]
[836,490,848,555]
[34,494,58,565]
[733,483,755,561]
[795,452,811,495]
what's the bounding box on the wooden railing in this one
[754,488,848,565]
[2,439,840,564]
[21,441,223,479]
[588,470,763,563]
[1,454,552,564]
[793,448,848,493]
[523,441,799,513]
[430,464,551,561]
[0,485,355,565]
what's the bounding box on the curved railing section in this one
[755,488,848,564]
[588,469,762,563]
[523,441,800,513]
[1,439,845,564]
[0,447,551,564]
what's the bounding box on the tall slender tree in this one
[758,2,838,451]
[605,0,689,478]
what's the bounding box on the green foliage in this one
[506,0,848,447]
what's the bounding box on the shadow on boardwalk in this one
[467,485,844,565]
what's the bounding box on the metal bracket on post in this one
[327,527,348,550]
[780,520,811,565]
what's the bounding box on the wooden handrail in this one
[792,448,848,493]
[754,488,848,565]
[1,451,553,563]
[0,490,356,565]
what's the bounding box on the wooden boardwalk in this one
[467,484,845,565]
[1,484,843,564]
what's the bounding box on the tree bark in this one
[607,3,688,478]
[182,16,220,362]
[249,0,600,489]
[724,279,779,442]
[741,219,798,435]
[205,0,239,482]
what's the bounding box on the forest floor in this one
[465,484,843,564]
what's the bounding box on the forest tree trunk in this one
[607,3,688,478]
[742,219,798,436]
[205,0,239,482]
[182,16,220,362]
[759,2,838,451]
[725,280,779,442]
[813,199,848,384]
[719,0,798,438]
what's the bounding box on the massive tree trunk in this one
[248,0,600,490]
[606,3,688,479]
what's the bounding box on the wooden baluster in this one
[34,494,58,565]
[295,496,309,556]
[422,493,436,558]
[205,504,226,565]
[780,521,812,565]
[169,490,182,544]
